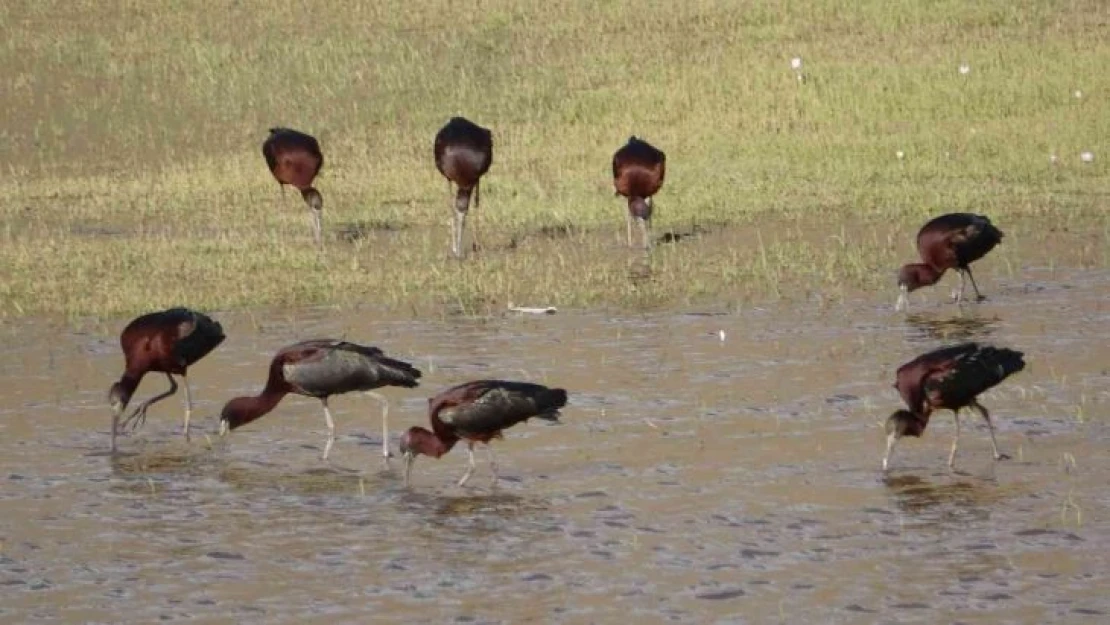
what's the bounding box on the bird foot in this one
[120,408,149,433]
[995,453,1011,461]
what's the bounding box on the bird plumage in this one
[612,136,666,248]
[220,339,421,462]
[262,127,325,245]
[108,307,225,452]
[896,213,1003,310]
[434,117,494,258]
[883,342,1025,471]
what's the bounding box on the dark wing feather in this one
[435,380,567,437]
[924,345,1025,408]
[283,340,420,397]
[169,309,225,367]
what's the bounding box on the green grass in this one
[1,0,1107,320]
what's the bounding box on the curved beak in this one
[402,451,414,487]
[218,419,229,438]
[895,284,909,312]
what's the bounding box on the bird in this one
[262,127,325,246]
[882,342,1025,471]
[108,307,226,453]
[219,339,421,463]
[612,136,666,250]
[399,380,568,487]
[896,213,1003,311]
[433,117,493,258]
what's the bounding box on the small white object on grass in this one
[959,63,971,75]
[790,57,802,70]
[1080,152,1094,163]
[1074,90,1083,99]
[896,150,905,160]
[1049,154,1059,164]
[508,301,557,315]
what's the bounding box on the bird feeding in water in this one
[434,117,493,258]
[896,212,1003,311]
[612,136,666,250]
[219,339,421,463]
[108,308,226,453]
[262,127,325,246]
[399,380,568,487]
[882,342,1025,471]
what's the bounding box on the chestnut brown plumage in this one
[108,308,225,453]
[883,342,1025,471]
[399,380,567,487]
[434,117,493,258]
[262,127,325,246]
[896,213,1003,311]
[612,136,666,249]
[219,340,421,462]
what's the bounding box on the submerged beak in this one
[218,419,229,437]
[637,217,650,250]
[402,451,414,486]
[895,284,909,312]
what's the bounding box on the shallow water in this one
[2,267,1108,623]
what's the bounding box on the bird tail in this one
[534,388,568,421]
[926,345,1025,403]
[377,356,423,388]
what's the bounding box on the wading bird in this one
[612,136,666,249]
[896,213,1003,311]
[262,127,325,246]
[399,380,567,487]
[434,116,493,258]
[882,342,1025,471]
[108,308,226,453]
[219,340,421,462]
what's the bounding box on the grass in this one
[0,0,1107,320]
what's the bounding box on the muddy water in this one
[1,268,1108,624]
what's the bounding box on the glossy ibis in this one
[896,213,1003,311]
[262,127,325,246]
[108,308,226,453]
[399,380,567,487]
[434,117,493,258]
[613,136,666,249]
[883,342,1025,471]
[219,340,421,462]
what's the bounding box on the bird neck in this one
[416,428,458,458]
[235,389,288,427]
[115,373,142,397]
[899,263,944,291]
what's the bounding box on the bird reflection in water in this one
[903,310,999,343]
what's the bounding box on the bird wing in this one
[434,381,565,436]
[924,345,1025,407]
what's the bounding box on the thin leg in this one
[881,432,898,471]
[363,391,392,464]
[181,373,193,442]
[948,409,961,468]
[121,373,178,432]
[453,211,467,258]
[471,183,481,254]
[487,444,499,487]
[965,266,985,301]
[639,217,651,251]
[626,212,634,247]
[895,284,910,312]
[458,441,477,486]
[111,412,120,453]
[321,398,336,460]
[952,270,966,303]
[972,401,1009,461]
[310,208,323,247]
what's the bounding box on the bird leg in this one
[951,270,966,303]
[321,398,336,461]
[363,390,392,465]
[402,451,415,487]
[965,266,985,301]
[895,284,910,312]
[181,373,193,443]
[120,373,178,433]
[458,441,477,486]
[487,444,499,488]
[310,208,323,248]
[972,401,1009,461]
[452,210,467,258]
[948,409,961,468]
[881,431,898,471]
[626,211,634,247]
[638,217,651,251]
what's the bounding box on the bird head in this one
[884,409,924,438]
[219,397,251,436]
[108,382,132,418]
[301,188,323,212]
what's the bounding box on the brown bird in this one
[883,342,1025,471]
[399,380,567,487]
[896,213,1003,311]
[109,308,226,453]
[262,127,325,246]
[434,117,493,258]
[612,136,666,249]
[219,339,421,462]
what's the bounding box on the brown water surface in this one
[1,268,1108,623]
